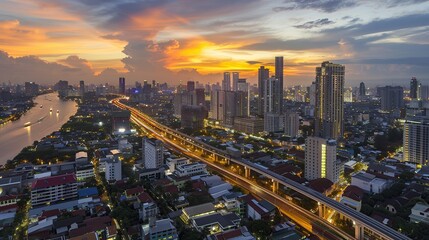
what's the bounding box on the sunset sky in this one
[0,0,429,86]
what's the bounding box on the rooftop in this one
[31,173,76,189]
[183,202,215,218]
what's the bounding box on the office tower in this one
[232,72,239,91]
[79,80,85,97]
[119,77,126,94]
[403,117,429,165]
[275,56,284,113]
[284,112,300,138]
[305,137,339,183]
[410,77,419,99]
[187,81,195,92]
[379,86,404,111]
[57,80,69,98]
[210,90,225,121]
[258,66,270,115]
[359,82,366,97]
[195,88,205,106]
[314,61,345,139]
[222,72,231,91]
[142,137,164,169]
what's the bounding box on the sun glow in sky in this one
[1,0,429,86]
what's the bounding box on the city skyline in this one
[0,0,429,86]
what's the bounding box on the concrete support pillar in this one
[318,203,326,218]
[245,167,250,178]
[354,222,363,240]
[272,180,279,193]
[225,158,230,165]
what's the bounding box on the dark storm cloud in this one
[246,61,263,65]
[294,18,334,29]
[273,0,357,13]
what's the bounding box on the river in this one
[0,93,78,165]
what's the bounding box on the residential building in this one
[166,157,190,173]
[149,218,178,240]
[105,156,122,181]
[233,116,264,135]
[232,72,239,91]
[111,110,131,134]
[314,61,345,139]
[264,113,282,133]
[142,137,164,169]
[257,66,270,115]
[340,185,364,211]
[181,105,207,131]
[284,112,300,137]
[403,117,429,165]
[351,171,388,194]
[30,174,78,207]
[138,192,158,221]
[304,137,339,183]
[275,56,284,114]
[181,203,216,223]
[409,202,429,224]
[210,90,225,122]
[191,212,241,233]
[379,86,404,111]
[187,81,195,92]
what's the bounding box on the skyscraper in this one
[403,117,429,165]
[410,77,419,99]
[305,137,339,183]
[79,80,85,97]
[359,82,366,97]
[379,86,404,111]
[263,77,281,114]
[258,66,270,115]
[232,72,239,91]
[119,77,126,94]
[314,61,345,139]
[284,112,300,138]
[275,56,284,113]
[222,72,231,91]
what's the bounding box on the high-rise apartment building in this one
[305,137,339,183]
[210,90,225,121]
[119,77,126,94]
[275,56,284,114]
[142,137,164,169]
[379,86,404,111]
[410,77,419,99]
[258,66,270,115]
[403,117,429,165]
[263,77,281,114]
[284,112,300,138]
[314,61,345,139]
[222,72,231,91]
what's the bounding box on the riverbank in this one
[0,93,78,166]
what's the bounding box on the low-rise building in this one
[340,185,364,211]
[105,156,122,182]
[351,171,388,194]
[148,218,178,240]
[181,203,216,223]
[409,202,429,224]
[175,162,207,177]
[31,174,78,207]
[76,164,94,181]
[137,192,158,221]
[191,212,241,234]
[233,116,264,135]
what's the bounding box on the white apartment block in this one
[305,137,339,183]
[143,137,164,169]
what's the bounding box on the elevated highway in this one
[113,98,409,240]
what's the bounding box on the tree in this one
[248,220,272,239]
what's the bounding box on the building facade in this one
[314,61,345,139]
[31,174,78,207]
[403,117,429,165]
[304,137,339,183]
[142,137,164,169]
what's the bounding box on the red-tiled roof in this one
[342,185,364,202]
[0,195,19,202]
[308,178,333,194]
[137,192,153,203]
[40,209,61,219]
[214,228,242,240]
[31,174,76,189]
[125,186,145,197]
[164,185,179,195]
[0,204,17,213]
